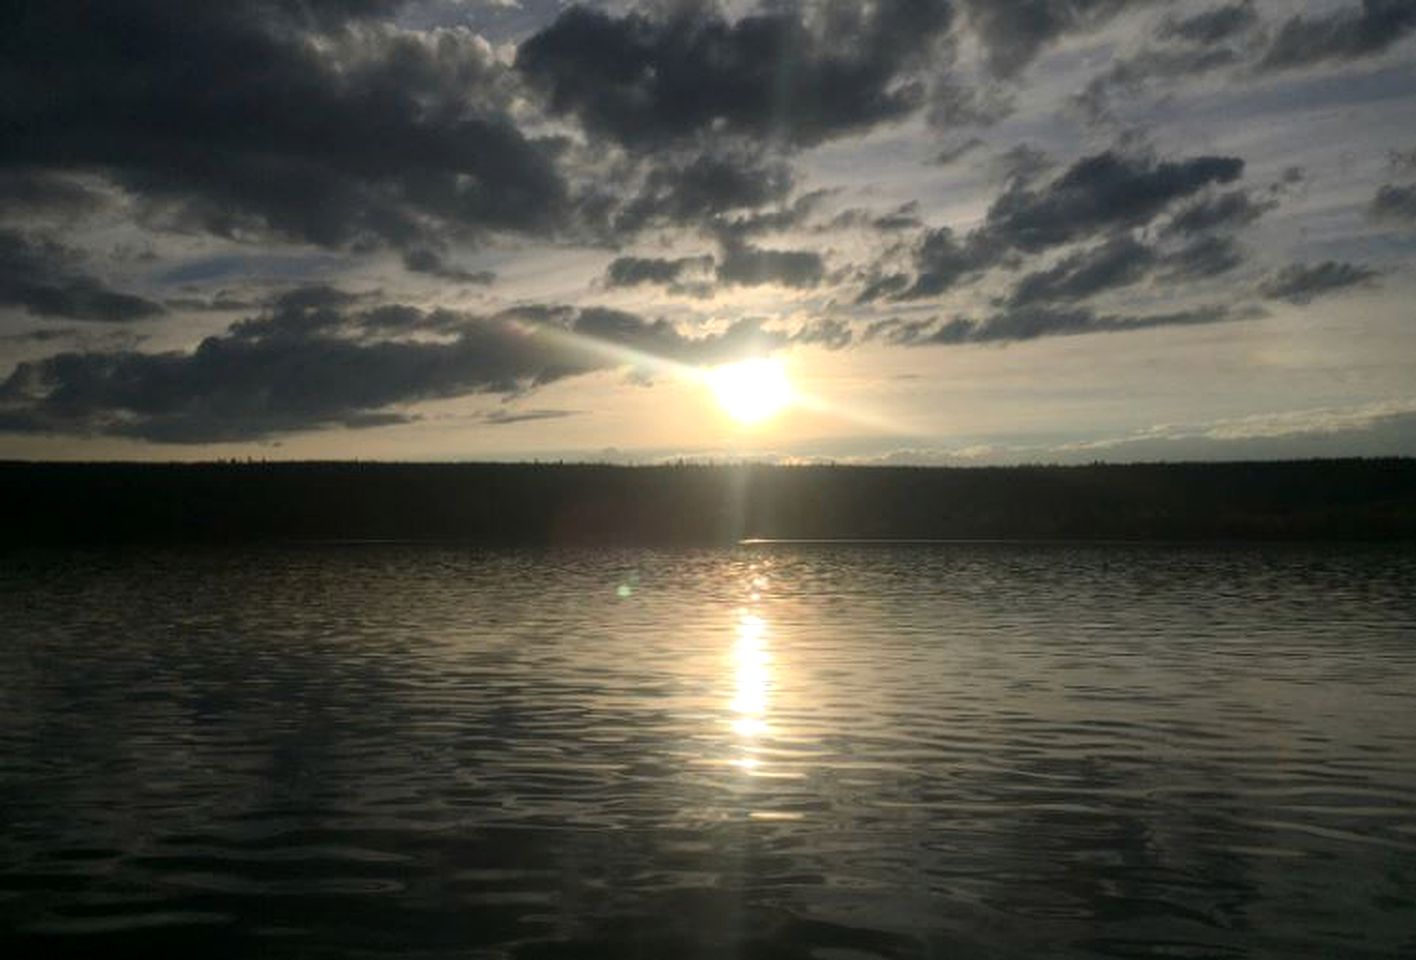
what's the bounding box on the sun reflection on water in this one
[729,586,773,772]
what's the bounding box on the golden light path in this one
[513,315,903,434]
[725,574,807,823]
[731,610,771,747]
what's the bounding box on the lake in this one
[2,543,1414,958]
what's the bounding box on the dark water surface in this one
[2,544,1415,958]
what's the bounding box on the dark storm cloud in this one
[1369,183,1416,224]
[1258,0,1416,73]
[604,255,715,288]
[0,2,569,253]
[956,0,1148,78]
[1158,1,1258,44]
[1259,262,1379,304]
[0,231,165,323]
[1005,236,1156,307]
[402,249,496,285]
[716,242,824,288]
[0,288,818,441]
[515,0,953,150]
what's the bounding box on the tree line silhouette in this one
[3,458,1414,545]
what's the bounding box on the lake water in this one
[2,543,1415,958]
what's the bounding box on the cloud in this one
[866,302,1258,346]
[615,149,794,234]
[515,0,954,150]
[1259,0,1416,72]
[870,148,1247,302]
[926,77,1015,128]
[1076,1,1416,123]
[604,255,715,288]
[0,230,165,323]
[402,248,496,284]
[0,289,813,442]
[894,226,998,300]
[1163,189,1275,235]
[965,303,1254,343]
[1,4,570,252]
[716,241,824,288]
[604,238,825,296]
[864,316,944,345]
[1259,261,1379,304]
[933,138,987,166]
[991,143,1055,185]
[720,188,834,238]
[1390,148,1416,174]
[1158,1,1258,45]
[156,253,343,287]
[1077,45,1244,122]
[1046,398,1416,461]
[790,317,852,350]
[999,214,1256,306]
[846,398,1416,464]
[0,171,111,219]
[1005,235,1156,307]
[984,151,1244,253]
[163,294,257,313]
[872,202,925,232]
[1154,398,1416,442]
[1159,234,1245,280]
[570,307,793,366]
[482,407,579,426]
[1369,183,1416,224]
[855,271,912,304]
[956,0,1148,78]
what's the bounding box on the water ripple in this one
[2,543,1414,958]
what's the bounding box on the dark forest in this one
[6,458,1414,546]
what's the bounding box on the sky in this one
[2,0,1415,464]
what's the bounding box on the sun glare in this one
[705,358,793,425]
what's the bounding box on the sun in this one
[705,358,794,425]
